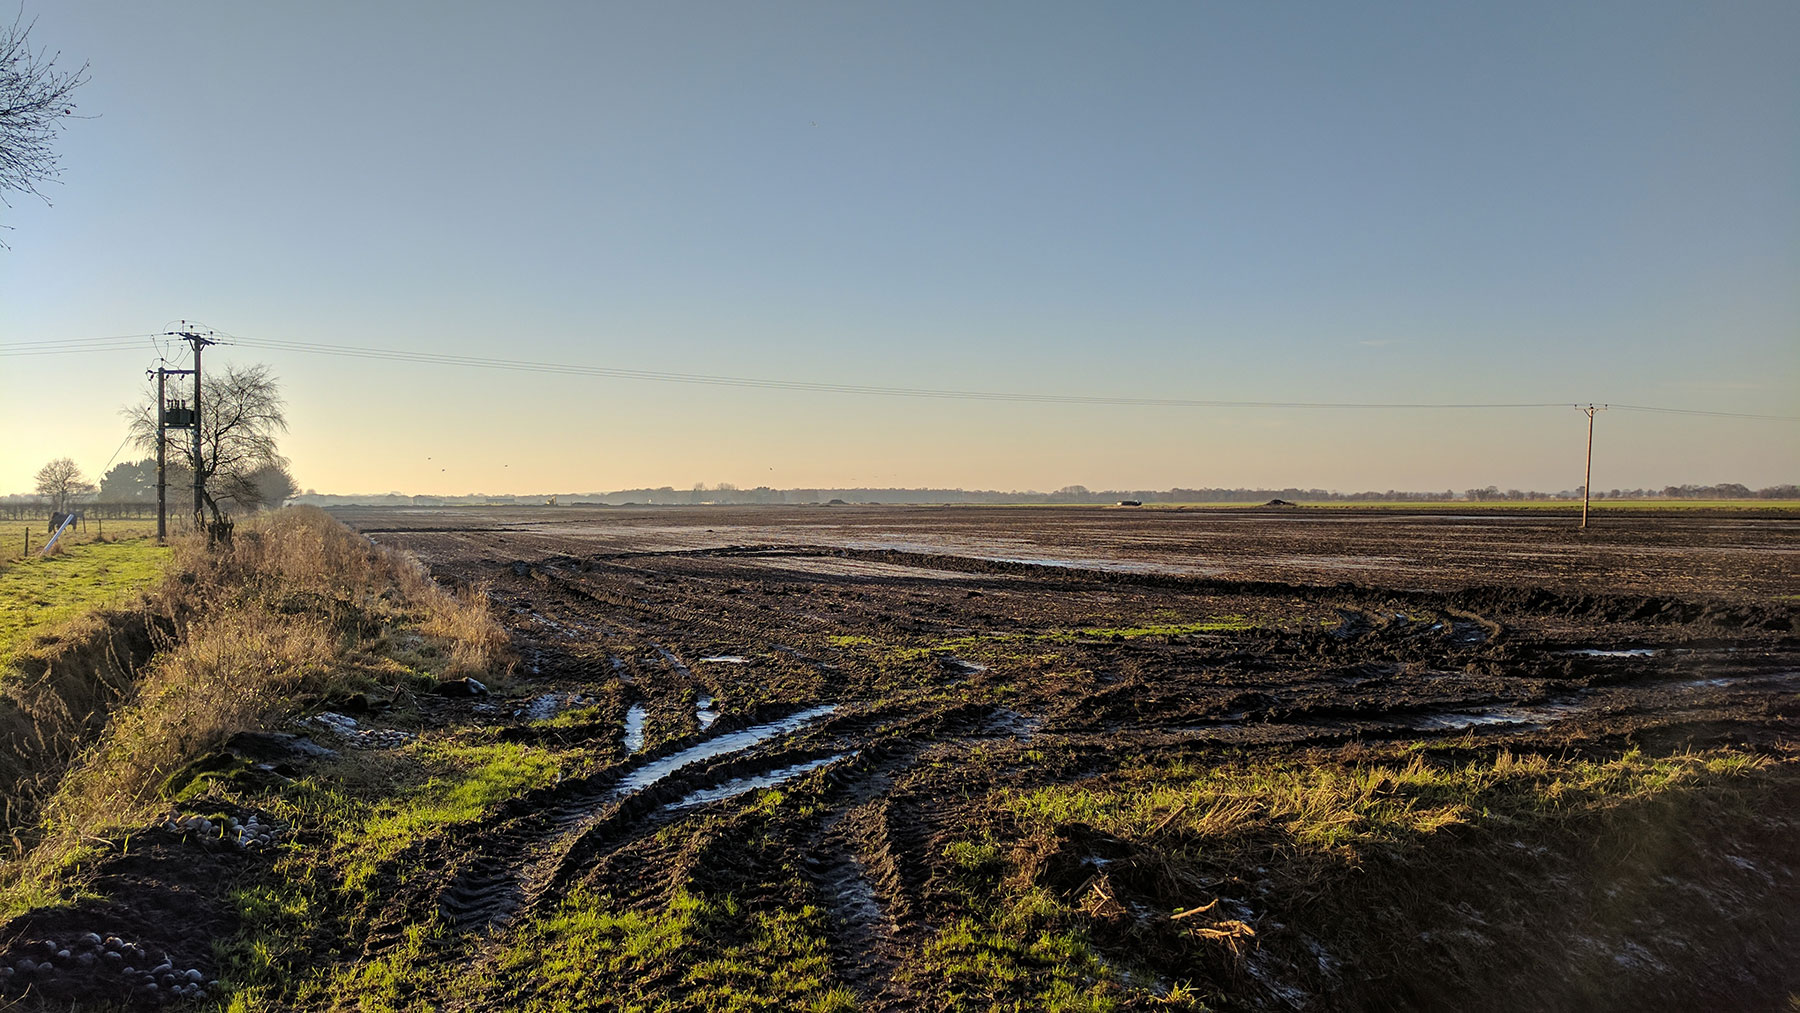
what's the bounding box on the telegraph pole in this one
[154,368,166,541]
[147,365,196,543]
[166,325,216,531]
[1579,404,1607,529]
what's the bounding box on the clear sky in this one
[3,1,1796,496]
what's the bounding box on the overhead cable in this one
[4,332,1796,420]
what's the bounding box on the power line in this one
[4,331,1798,420]
[1608,404,1800,422]
[226,335,1572,410]
[0,334,158,350]
[0,333,160,356]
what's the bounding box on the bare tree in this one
[0,9,88,241]
[127,363,290,529]
[219,460,297,512]
[34,456,94,513]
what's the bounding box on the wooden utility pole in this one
[191,335,205,526]
[148,365,195,542]
[155,367,166,541]
[1580,404,1607,529]
[166,326,216,531]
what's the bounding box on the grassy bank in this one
[0,506,508,918]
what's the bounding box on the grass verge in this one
[0,505,510,918]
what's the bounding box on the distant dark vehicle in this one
[1116,500,1142,507]
[1265,499,1296,507]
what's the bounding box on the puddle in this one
[655,646,693,677]
[696,694,720,731]
[622,705,648,754]
[827,861,884,925]
[666,753,851,810]
[520,693,596,722]
[1564,648,1657,658]
[613,705,837,797]
[699,655,751,664]
[1679,670,1800,690]
[1404,701,1583,731]
[1449,621,1490,645]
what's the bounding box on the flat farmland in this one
[343,503,1800,599]
[324,504,1799,1011]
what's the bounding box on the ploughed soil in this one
[359,506,1797,1009]
[10,504,1798,1011]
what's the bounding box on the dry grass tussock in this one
[0,506,507,907]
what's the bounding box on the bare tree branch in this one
[0,7,89,244]
[33,456,93,513]
[123,362,290,527]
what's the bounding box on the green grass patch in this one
[1072,618,1253,639]
[335,739,565,893]
[916,916,1121,1013]
[491,887,855,1012]
[0,537,170,668]
[1002,746,1771,854]
[908,837,1127,1012]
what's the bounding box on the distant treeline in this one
[267,481,1800,508]
[0,499,162,521]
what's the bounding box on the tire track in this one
[434,703,846,932]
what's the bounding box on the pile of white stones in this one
[307,711,415,749]
[0,933,216,1004]
[159,812,287,850]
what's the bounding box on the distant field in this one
[976,500,1800,512]
[0,517,165,564]
[0,537,171,667]
[1265,499,1800,511]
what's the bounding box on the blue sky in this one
[3,1,1795,495]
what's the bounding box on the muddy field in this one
[313,504,1798,1011]
[9,505,1792,1010]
